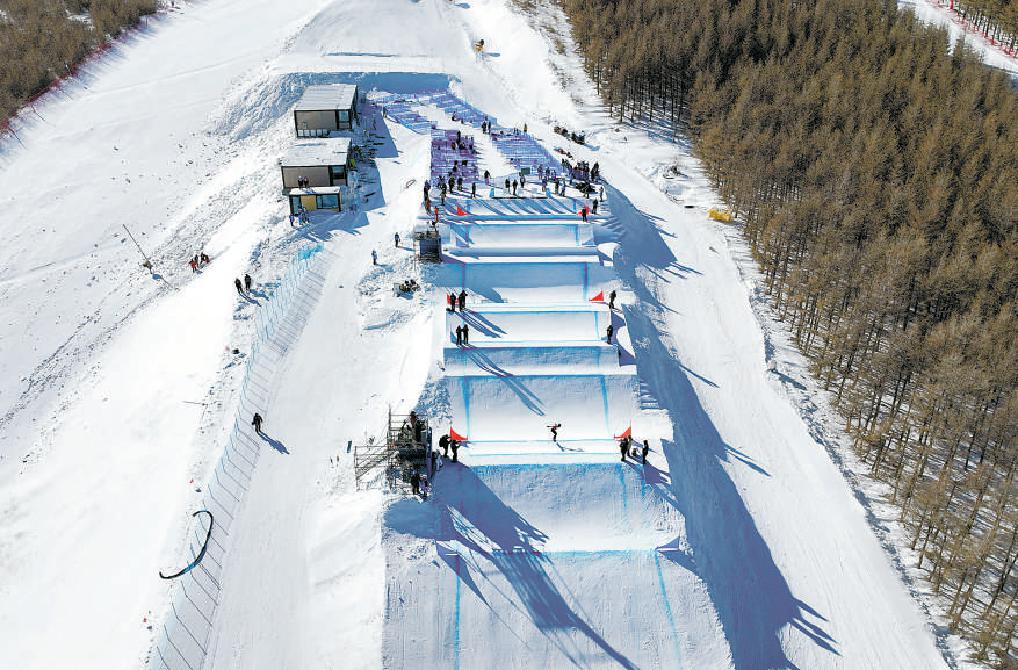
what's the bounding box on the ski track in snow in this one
[0,0,1004,668]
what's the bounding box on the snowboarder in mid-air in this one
[252,412,264,435]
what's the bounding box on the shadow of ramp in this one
[610,184,839,669]
[439,467,638,670]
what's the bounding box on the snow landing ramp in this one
[446,373,636,442]
[383,463,728,669]
[449,303,610,342]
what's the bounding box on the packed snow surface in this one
[0,0,1000,668]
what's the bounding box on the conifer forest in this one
[561,0,1018,664]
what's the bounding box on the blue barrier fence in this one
[151,243,324,670]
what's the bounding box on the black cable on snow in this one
[159,510,213,580]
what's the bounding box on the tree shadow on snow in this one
[610,184,839,667]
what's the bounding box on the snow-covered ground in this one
[900,0,1018,78]
[0,0,1008,668]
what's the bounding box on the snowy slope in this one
[0,0,985,669]
[900,0,1018,78]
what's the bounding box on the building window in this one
[330,165,346,183]
[319,194,340,209]
[338,110,350,122]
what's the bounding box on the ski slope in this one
[0,0,989,668]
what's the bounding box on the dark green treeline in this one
[561,0,1018,664]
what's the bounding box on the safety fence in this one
[150,242,325,670]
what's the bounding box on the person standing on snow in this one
[471,182,476,198]
[201,252,211,266]
[395,232,400,247]
[608,289,617,310]
[484,170,490,185]
[410,469,421,496]
[252,412,264,435]
[606,323,614,344]
[461,323,469,345]
[581,207,588,223]
[234,278,244,295]
[458,290,467,311]
[620,437,629,462]
[642,439,650,464]
[244,274,253,292]
[592,199,599,215]
[455,325,463,346]
[504,177,511,193]
[512,179,519,195]
[439,433,450,458]
[371,250,378,266]
[189,257,198,273]
[450,439,460,463]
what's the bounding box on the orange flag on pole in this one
[450,427,468,441]
[614,426,632,440]
[589,290,605,302]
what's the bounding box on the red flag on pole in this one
[450,427,468,441]
[614,426,632,440]
[589,290,605,302]
[455,205,467,216]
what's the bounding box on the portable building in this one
[280,137,352,191]
[287,186,342,215]
[294,84,359,136]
